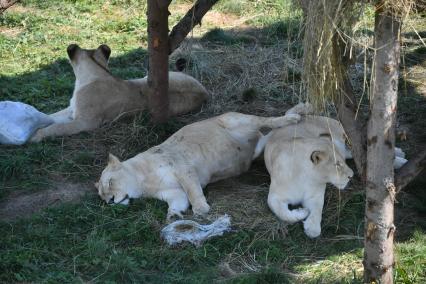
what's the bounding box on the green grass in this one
[1,0,425,282]
[0,194,364,283]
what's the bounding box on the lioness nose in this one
[108,196,114,204]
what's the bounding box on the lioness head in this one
[66,43,111,70]
[95,154,142,205]
[309,140,354,190]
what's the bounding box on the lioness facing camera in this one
[95,112,300,220]
[30,44,208,142]
[265,136,354,238]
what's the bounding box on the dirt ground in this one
[0,181,93,221]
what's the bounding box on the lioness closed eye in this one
[95,112,301,221]
[265,137,354,238]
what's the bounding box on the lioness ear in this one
[67,44,80,60]
[98,44,111,60]
[310,150,327,165]
[108,153,121,166]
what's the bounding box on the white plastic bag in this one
[0,101,54,145]
[161,215,232,247]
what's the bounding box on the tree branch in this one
[168,0,219,54]
[395,148,426,192]
[0,0,19,14]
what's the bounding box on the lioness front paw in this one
[303,221,321,238]
[167,210,183,223]
[192,201,210,216]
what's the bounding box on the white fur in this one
[96,112,301,220]
[265,136,354,238]
[30,44,208,142]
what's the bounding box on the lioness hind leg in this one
[394,156,408,170]
[267,193,310,224]
[395,147,405,158]
[285,102,314,116]
[260,114,301,129]
[29,119,99,142]
[302,195,325,238]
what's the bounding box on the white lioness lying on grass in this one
[95,112,300,220]
[30,44,208,142]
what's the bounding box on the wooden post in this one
[363,4,400,283]
[147,0,172,123]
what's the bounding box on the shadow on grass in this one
[0,48,148,113]
[0,21,425,283]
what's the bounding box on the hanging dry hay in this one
[302,0,361,111]
[302,0,419,111]
[380,0,417,18]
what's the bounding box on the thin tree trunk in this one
[332,36,368,180]
[0,0,19,14]
[363,5,400,283]
[336,74,367,180]
[147,0,172,123]
[168,0,219,54]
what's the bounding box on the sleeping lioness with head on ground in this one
[30,44,208,142]
[95,112,300,220]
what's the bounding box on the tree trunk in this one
[336,74,367,180]
[0,0,19,14]
[332,36,368,180]
[168,0,219,54]
[147,0,172,123]
[363,5,400,283]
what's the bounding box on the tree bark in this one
[363,6,400,283]
[395,148,426,192]
[168,0,219,54]
[336,75,367,180]
[147,0,172,123]
[0,0,19,14]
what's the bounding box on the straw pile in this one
[301,0,418,111]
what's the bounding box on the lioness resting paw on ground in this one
[30,44,208,142]
[95,112,300,220]
[265,136,354,238]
